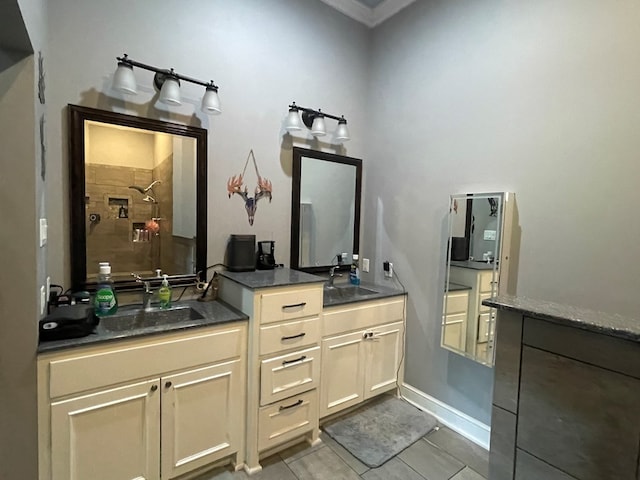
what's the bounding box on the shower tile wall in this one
[85,164,154,278]
[153,154,175,274]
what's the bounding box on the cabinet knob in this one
[165,381,172,389]
[150,384,158,392]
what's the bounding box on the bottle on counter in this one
[94,262,118,316]
[158,274,172,310]
[349,254,361,286]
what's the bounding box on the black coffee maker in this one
[256,240,277,270]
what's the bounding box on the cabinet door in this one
[320,330,365,418]
[51,379,160,480]
[161,359,242,480]
[364,321,404,400]
[518,346,640,480]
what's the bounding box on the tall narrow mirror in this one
[68,105,208,291]
[290,148,362,273]
[442,192,515,366]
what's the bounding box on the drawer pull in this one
[281,332,306,341]
[279,399,303,411]
[150,384,158,392]
[281,302,307,310]
[282,355,307,366]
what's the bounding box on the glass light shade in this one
[159,77,181,105]
[112,63,137,94]
[201,87,221,115]
[311,115,326,136]
[285,109,302,131]
[334,120,350,143]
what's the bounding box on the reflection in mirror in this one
[442,192,515,366]
[69,105,207,291]
[290,148,362,273]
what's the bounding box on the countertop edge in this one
[37,299,249,354]
[483,295,640,343]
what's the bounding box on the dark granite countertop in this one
[219,267,325,290]
[323,280,406,307]
[447,282,472,292]
[483,295,640,343]
[38,299,248,354]
[450,260,496,271]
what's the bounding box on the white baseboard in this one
[400,383,491,450]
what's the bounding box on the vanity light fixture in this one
[112,54,221,115]
[285,102,350,143]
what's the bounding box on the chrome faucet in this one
[132,273,154,310]
[327,266,343,288]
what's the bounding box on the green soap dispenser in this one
[158,274,172,309]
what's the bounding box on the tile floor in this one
[195,424,488,480]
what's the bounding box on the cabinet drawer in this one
[445,291,469,315]
[260,317,320,356]
[260,346,320,406]
[443,312,466,326]
[479,293,493,313]
[323,298,404,337]
[260,288,323,324]
[46,324,246,399]
[478,312,492,342]
[479,271,495,293]
[258,390,317,452]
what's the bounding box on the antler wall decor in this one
[227,149,273,225]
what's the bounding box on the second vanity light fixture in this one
[112,54,221,115]
[285,102,350,143]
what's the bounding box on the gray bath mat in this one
[322,395,437,468]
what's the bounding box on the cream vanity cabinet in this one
[448,266,497,352]
[320,296,405,419]
[442,287,470,352]
[37,322,247,480]
[218,274,324,474]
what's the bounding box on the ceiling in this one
[319,0,416,27]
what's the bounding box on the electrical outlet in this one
[383,261,393,278]
[362,258,370,272]
[483,229,496,241]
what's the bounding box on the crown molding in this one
[319,0,416,28]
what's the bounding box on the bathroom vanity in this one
[217,268,406,474]
[485,295,640,480]
[36,271,406,478]
[37,300,248,480]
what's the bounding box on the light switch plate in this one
[39,218,48,247]
[46,276,51,301]
[362,258,370,272]
[40,285,46,315]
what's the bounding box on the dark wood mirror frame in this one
[68,104,208,291]
[290,147,362,274]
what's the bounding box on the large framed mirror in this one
[442,192,515,366]
[290,148,362,273]
[68,105,207,291]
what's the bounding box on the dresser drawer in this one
[260,288,322,324]
[260,317,320,356]
[258,390,317,452]
[260,346,320,406]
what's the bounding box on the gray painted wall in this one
[365,0,640,424]
[45,0,371,286]
[0,0,47,476]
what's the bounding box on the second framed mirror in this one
[290,148,362,273]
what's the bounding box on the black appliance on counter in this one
[39,304,99,342]
[450,236,469,261]
[227,234,256,272]
[256,240,277,270]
